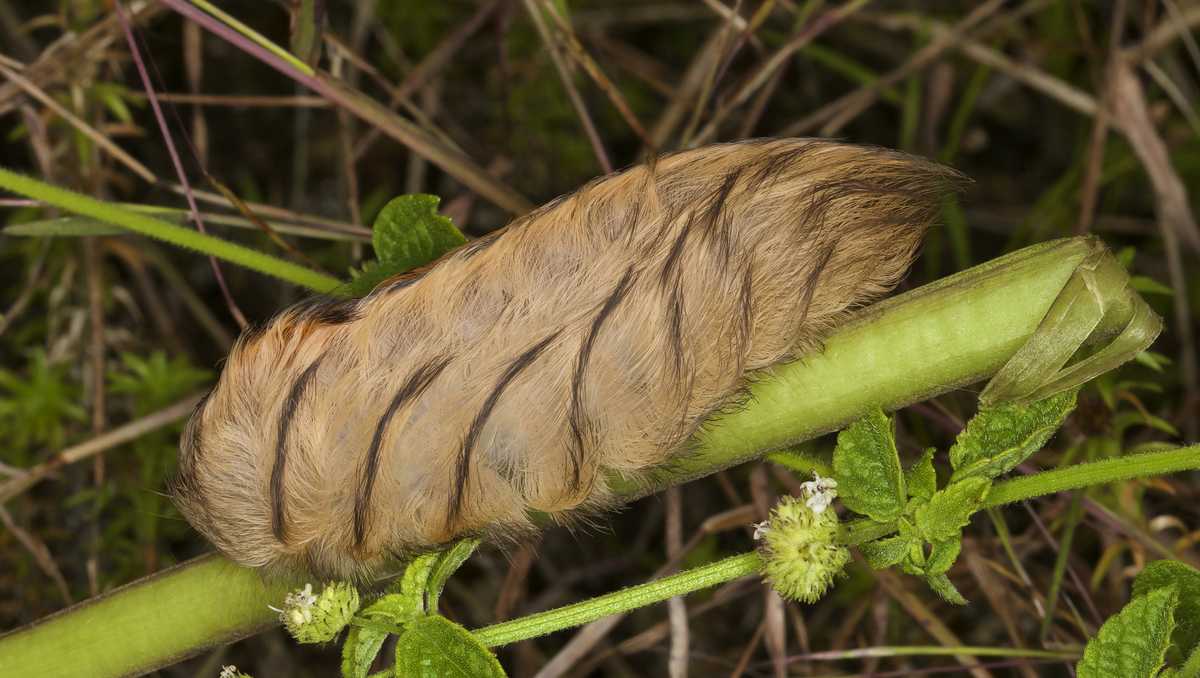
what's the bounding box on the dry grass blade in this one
[0,393,205,505]
[540,0,655,151]
[666,486,688,678]
[521,0,612,172]
[1108,57,1200,437]
[0,62,157,183]
[350,0,504,162]
[0,505,72,605]
[780,0,1008,136]
[0,0,164,116]
[159,0,534,215]
[871,568,995,678]
[691,0,869,146]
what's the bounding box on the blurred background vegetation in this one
[0,1,1198,676]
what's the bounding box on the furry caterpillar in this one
[173,138,961,580]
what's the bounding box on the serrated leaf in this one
[915,477,991,542]
[925,573,967,605]
[1077,587,1178,678]
[860,535,913,569]
[833,410,906,522]
[949,390,1076,483]
[926,538,962,575]
[1134,560,1200,658]
[341,624,390,678]
[427,539,480,613]
[399,552,440,614]
[1181,644,1200,678]
[373,194,465,270]
[905,448,937,500]
[394,615,507,678]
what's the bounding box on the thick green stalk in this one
[0,556,301,678]
[0,167,343,294]
[0,237,1164,677]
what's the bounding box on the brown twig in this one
[0,393,205,505]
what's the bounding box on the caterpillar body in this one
[173,139,961,580]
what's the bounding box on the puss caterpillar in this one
[172,138,963,580]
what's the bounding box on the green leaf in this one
[860,535,913,569]
[427,539,480,613]
[949,390,1077,483]
[1133,560,1200,658]
[925,573,967,605]
[1181,644,1200,678]
[394,616,507,678]
[343,194,466,297]
[1077,587,1178,678]
[915,477,991,542]
[399,552,440,614]
[926,537,962,575]
[373,194,465,270]
[905,448,937,500]
[341,624,390,678]
[833,410,906,522]
[1130,275,1173,296]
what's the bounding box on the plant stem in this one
[472,553,762,647]
[984,445,1200,506]
[0,167,343,294]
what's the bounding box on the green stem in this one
[984,445,1200,506]
[472,553,762,648]
[188,0,315,76]
[0,167,343,294]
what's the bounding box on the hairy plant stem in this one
[473,552,762,647]
[0,237,1174,678]
[0,167,343,294]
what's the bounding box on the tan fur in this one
[173,139,962,580]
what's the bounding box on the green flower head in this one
[272,582,360,644]
[757,495,849,603]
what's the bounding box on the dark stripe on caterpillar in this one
[568,266,637,490]
[451,331,562,526]
[658,211,696,288]
[698,168,742,265]
[665,280,687,379]
[270,357,325,543]
[796,243,838,330]
[736,261,754,366]
[298,298,362,326]
[353,356,453,548]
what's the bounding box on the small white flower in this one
[799,473,838,514]
[273,581,360,644]
[269,582,317,625]
[219,666,250,678]
[752,520,770,540]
